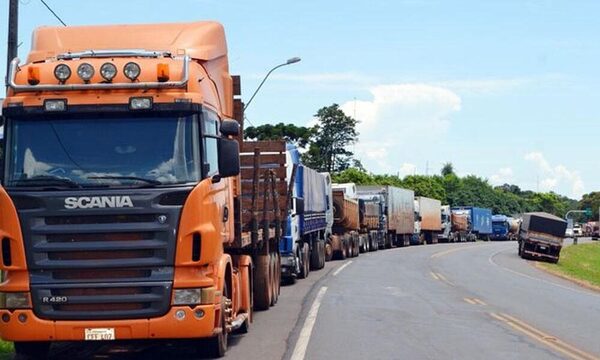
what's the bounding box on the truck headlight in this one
[0,292,31,309]
[173,289,202,305]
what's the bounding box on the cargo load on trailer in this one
[0,21,287,358]
[518,212,567,263]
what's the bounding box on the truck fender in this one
[215,254,233,299]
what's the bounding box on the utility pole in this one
[6,0,19,90]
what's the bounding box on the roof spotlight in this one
[77,63,95,82]
[100,62,117,81]
[123,62,141,81]
[54,64,71,83]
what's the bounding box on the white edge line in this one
[290,286,328,360]
[332,260,353,276]
[487,247,599,298]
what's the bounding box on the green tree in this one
[441,162,455,177]
[244,122,314,148]
[579,192,600,219]
[332,168,374,185]
[302,104,359,172]
[400,175,447,201]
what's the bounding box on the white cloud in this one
[524,151,584,198]
[398,163,417,177]
[490,167,514,185]
[340,83,461,174]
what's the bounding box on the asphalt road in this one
[44,239,599,360]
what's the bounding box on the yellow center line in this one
[473,298,487,306]
[464,297,477,305]
[489,313,599,360]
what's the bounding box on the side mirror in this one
[218,138,240,178]
[221,119,240,137]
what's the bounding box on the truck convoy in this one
[414,196,442,245]
[451,206,493,241]
[357,186,414,248]
[491,215,520,241]
[0,21,287,357]
[281,145,328,282]
[518,212,567,263]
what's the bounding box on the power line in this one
[39,0,67,26]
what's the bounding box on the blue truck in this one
[281,145,330,282]
[451,206,493,241]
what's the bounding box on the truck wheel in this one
[319,241,326,268]
[310,240,320,270]
[270,253,279,306]
[298,243,310,279]
[253,255,272,311]
[14,341,51,359]
[208,283,229,358]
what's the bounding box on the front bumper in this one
[0,304,218,342]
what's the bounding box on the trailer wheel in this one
[310,239,324,270]
[253,255,272,311]
[269,253,278,306]
[14,341,51,359]
[207,283,229,357]
[298,243,310,279]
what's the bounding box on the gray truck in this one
[518,212,567,263]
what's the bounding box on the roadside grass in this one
[0,340,13,359]
[539,242,600,288]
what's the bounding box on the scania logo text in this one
[64,196,134,209]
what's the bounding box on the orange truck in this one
[0,21,286,358]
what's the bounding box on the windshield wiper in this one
[12,175,82,189]
[87,176,162,185]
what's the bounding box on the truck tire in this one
[270,253,278,306]
[319,241,326,268]
[253,255,272,311]
[207,283,229,358]
[298,243,310,279]
[14,341,51,359]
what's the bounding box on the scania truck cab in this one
[0,21,284,358]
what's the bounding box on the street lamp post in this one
[243,57,301,111]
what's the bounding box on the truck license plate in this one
[539,245,547,250]
[84,328,115,341]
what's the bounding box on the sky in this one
[1,0,599,199]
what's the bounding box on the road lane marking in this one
[489,312,599,360]
[290,286,328,360]
[435,272,455,286]
[333,261,352,276]
[430,271,440,280]
[473,298,486,305]
[430,244,484,259]
[488,247,599,298]
[464,297,486,305]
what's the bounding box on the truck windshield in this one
[4,115,200,188]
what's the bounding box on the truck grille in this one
[11,189,188,321]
